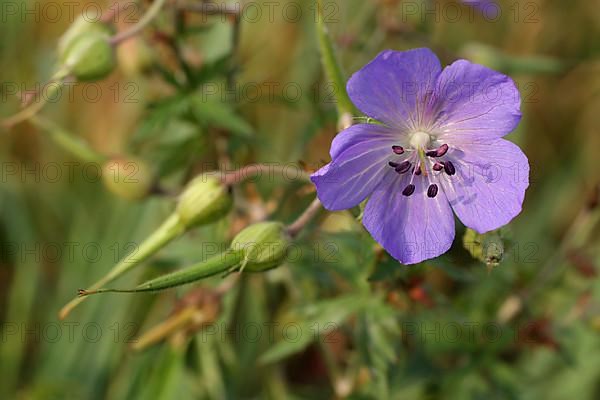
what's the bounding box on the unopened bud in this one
[58,16,113,58]
[460,43,504,70]
[230,222,289,272]
[176,175,233,228]
[102,157,153,201]
[482,233,504,269]
[60,30,116,81]
[463,228,505,269]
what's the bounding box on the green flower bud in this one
[463,228,505,269]
[482,233,504,269]
[58,16,113,58]
[102,157,153,201]
[460,43,504,70]
[61,30,116,81]
[230,222,290,272]
[176,175,233,228]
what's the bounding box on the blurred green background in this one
[1,0,599,399]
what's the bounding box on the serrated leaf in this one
[133,95,193,144]
[259,295,370,365]
[190,95,253,137]
[152,120,204,177]
[258,324,315,365]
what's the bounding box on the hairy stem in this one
[59,213,186,319]
[315,0,354,119]
[221,164,311,186]
[110,0,168,45]
[286,198,323,238]
[79,250,243,296]
[2,69,70,128]
[30,116,107,163]
[177,3,240,16]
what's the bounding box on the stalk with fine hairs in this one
[79,250,244,297]
[59,213,187,319]
[110,0,168,45]
[315,0,355,120]
[30,116,107,163]
[2,68,71,128]
[77,201,324,299]
[3,0,167,128]
[221,164,312,186]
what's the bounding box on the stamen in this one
[426,144,449,158]
[402,184,415,196]
[443,161,456,176]
[407,154,420,187]
[392,145,404,155]
[433,162,443,171]
[422,156,437,197]
[395,161,411,174]
[388,161,399,168]
[414,167,422,176]
[427,184,438,198]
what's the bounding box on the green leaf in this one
[259,294,370,365]
[133,95,193,144]
[190,95,253,137]
[257,324,315,365]
[149,119,204,178]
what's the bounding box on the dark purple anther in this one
[392,145,404,155]
[402,184,415,196]
[389,161,399,168]
[444,161,456,176]
[395,161,411,174]
[427,184,438,198]
[426,144,449,157]
[433,163,443,171]
[414,166,422,176]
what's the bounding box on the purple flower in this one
[311,48,529,264]
[461,0,496,11]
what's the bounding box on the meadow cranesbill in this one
[461,0,495,9]
[311,48,529,264]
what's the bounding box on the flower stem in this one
[30,116,107,163]
[177,3,240,16]
[130,306,199,351]
[221,164,312,186]
[315,0,354,119]
[110,0,168,45]
[79,250,243,296]
[1,68,70,128]
[286,197,323,238]
[59,212,186,319]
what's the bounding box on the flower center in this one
[408,131,431,150]
[387,132,456,199]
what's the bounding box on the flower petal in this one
[362,173,455,264]
[462,0,496,11]
[347,48,442,130]
[311,124,397,211]
[439,139,529,233]
[432,60,521,142]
